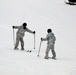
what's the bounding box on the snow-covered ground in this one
[0,0,76,75]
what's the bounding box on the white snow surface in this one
[0,0,76,75]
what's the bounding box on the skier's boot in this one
[51,56,56,60]
[21,47,24,50]
[44,55,49,59]
[14,47,19,50]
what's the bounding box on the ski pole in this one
[13,28,15,46]
[37,40,42,57]
[34,34,35,49]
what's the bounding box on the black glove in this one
[33,31,35,34]
[41,38,43,41]
[12,26,15,28]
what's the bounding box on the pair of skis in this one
[48,57,57,60]
[14,48,32,52]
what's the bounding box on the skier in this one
[68,0,76,4]
[12,22,35,50]
[41,29,56,59]
[65,0,76,5]
[68,0,76,2]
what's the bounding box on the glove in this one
[12,26,15,28]
[41,38,43,41]
[33,31,35,34]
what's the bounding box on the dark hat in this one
[23,23,27,26]
[47,29,52,33]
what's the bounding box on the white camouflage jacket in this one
[43,32,56,45]
[14,25,34,37]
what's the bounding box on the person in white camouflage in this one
[41,29,56,59]
[12,23,35,50]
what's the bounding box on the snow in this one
[0,0,76,75]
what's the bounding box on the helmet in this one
[47,29,52,33]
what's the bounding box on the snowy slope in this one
[0,0,76,75]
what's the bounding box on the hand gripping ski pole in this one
[37,41,42,57]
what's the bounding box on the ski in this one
[48,57,57,60]
[44,57,57,60]
[27,50,32,52]
[14,48,32,52]
[21,50,32,52]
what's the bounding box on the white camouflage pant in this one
[15,35,24,48]
[45,44,56,57]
